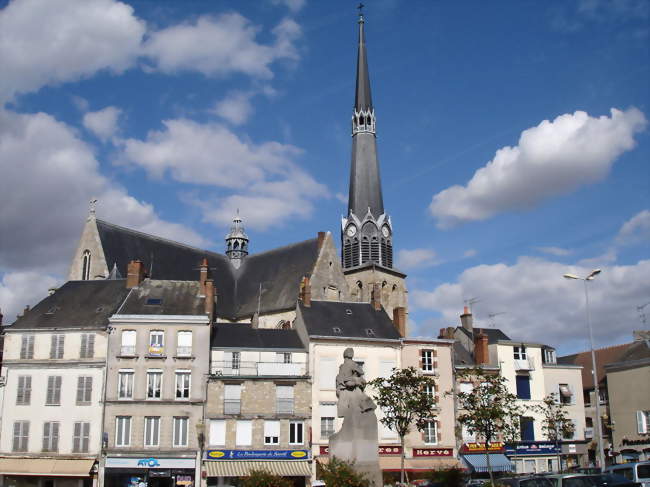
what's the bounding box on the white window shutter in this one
[224,384,241,400]
[236,420,252,446]
[264,420,280,437]
[638,411,647,434]
[319,358,336,390]
[209,420,225,445]
[276,385,293,399]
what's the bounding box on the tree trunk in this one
[400,436,406,485]
[556,438,562,473]
[486,450,494,486]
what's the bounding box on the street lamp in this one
[563,269,605,471]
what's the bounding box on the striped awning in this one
[0,458,94,476]
[462,454,513,473]
[205,460,311,477]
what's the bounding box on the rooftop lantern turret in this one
[225,212,249,269]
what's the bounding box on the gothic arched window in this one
[81,250,91,280]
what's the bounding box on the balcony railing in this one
[584,427,593,439]
[514,357,535,371]
[176,346,192,357]
[276,398,294,415]
[212,361,307,377]
[224,399,241,415]
[120,345,136,356]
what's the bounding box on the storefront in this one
[615,439,650,464]
[561,442,588,470]
[505,442,560,474]
[204,449,311,487]
[103,457,196,487]
[0,458,96,487]
[460,443,513,478]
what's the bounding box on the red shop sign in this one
[413,448,453,457]
[319,445,403,456]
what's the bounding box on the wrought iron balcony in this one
[212,361,307,377]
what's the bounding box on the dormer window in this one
[332,327,342,335]
[365,328,375,338]
[81,250,91,280]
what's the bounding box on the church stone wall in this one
[309,233,351,302]
[344,268,408,325]
[67,217,108,281]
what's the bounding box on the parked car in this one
[544,473,599,487]
[585,473,641,487]
[497,476,555,487]
[606,462,650,487]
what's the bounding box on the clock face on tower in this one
[381,225,390,238]
[346,225,357,237]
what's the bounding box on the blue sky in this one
[0,0,648,355]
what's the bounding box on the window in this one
[16,376,32,405]
[149,330,164,356]
[72,422,90,453]
[558,384,573,405]
[289,421,304,445]
[424,384,435,401]
[224,384,241,414]
[118,370,134,399]
[42,422,60,452]
[459,382,474,394]
[514,346,527,360]
[277,352,292,363]
[144,417,160,447]
[20,335,34,359]
[209,420,225,445]
[50,334,65,359]
[231,351,241,370]
[320,358,336,389]
[321,417,335,439]
[276,385,294,414]
[423,420,437,444]
[637,410,650,434]
[516,375,531,400]
[147,370,162,399]
[76,376,93,404]
[236,420,252,446]
[46,376,62,405]
[13,421,29,452]
[120,330,136,356]
[115,416,131,447]
[177,331,192,356]
[543,348,556,364]
[81,250,91,280]
[421,350,434,372]
[520,416,535,441]
[264,420,280,445]
[80,333,95,358]
[175,371,191,399]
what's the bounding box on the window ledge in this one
[173,355,195,360]
[117,354,139,359]
[145,355,167,359]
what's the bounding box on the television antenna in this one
[637,302,650,327]
[464,297,481,312]
[488,312,506,328]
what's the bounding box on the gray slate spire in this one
[342,11,393,270]
[225,212,249,269]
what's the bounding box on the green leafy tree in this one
[241,469,292,487]
[317,457,370,487]
[451,368,520,486]
[369,366,438,485]
[500,401,527,474]
[534,393,576,472]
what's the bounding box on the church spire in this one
[225,212,248,269]
[342,9,393,270]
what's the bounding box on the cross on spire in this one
[357,3,364,20]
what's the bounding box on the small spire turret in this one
[225,212,249,269]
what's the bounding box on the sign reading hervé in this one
[413,448,453,457]
[319,446,403,456]
[206,450,309,460]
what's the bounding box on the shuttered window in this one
[20,335,35,359]
[209,420,225,446]
[236,420,252,446]
[76,376,93,404]
[176,331,192,356]
[319,358,336,390]
[16,376,32,405]
[173,417,189,447]
[42,422,60,452]
[13,421,29,452]
[80,334,95,358]
[46,376,62,405]
[50,334,65,359]
[264,420,280,445]
[72,422,90,453]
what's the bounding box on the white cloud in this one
[213,91,254,126]
[411,256,650,352]
[616,209,650,246]
[83,106,122,141]
[0,271,59,326]
[429,108,647,228]
[536,246,572,256]
[0,0,145,103]
[397,248,440,271]
[271,0,306,13]
[143,14,301,79]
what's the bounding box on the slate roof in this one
[457,326,511,344]
[453,340,476,366]
[559,343,633,389]
[299,301,401,340]
[211,323,305,350]
[96,219,320,320]
[118,280,204,315]
[8,280,130,330]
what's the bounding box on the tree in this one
[534,393,576,473]
[452,368,520,486]
[317,457,370,487]
[241,469,292,487]
[500,401,527,474]
[369,366,438,485]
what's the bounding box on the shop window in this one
[264,421,280,445]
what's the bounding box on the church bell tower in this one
[340,10,407,322]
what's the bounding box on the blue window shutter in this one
[516,375,531,400]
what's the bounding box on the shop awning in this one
[462,454,513,473]
[205,461,311,477]
[0,458,94,476]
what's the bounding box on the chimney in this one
[438,327,455,340]
[300,276,311,307]
[126,260,145,288]
[474,331,489,365]
[199,258,209,295]
[204,279,215,321]
[460,306,473,333]
[23,305,30,315]
[0,308,3,325]
[371,283,382,311]
[317,231,326,251]
[393,307,406,337]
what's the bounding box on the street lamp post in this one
[563,269,606,472]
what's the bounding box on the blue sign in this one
[505,442,559,456]
[206,450,310,460]
[137,458,161,467]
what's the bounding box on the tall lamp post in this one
[563,269,606,471]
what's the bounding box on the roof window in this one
[145,298,162,305]
[332,327,342,335]
[365,328,375,337]
[46,306,60,315]
[345,309,352,315]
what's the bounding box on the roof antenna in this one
[638,302,650,327]
[464,297,480,312]
[488,312,506,328]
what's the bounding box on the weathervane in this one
[357,2,364,20]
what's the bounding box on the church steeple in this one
[342,10,393,269]
[225,212,248,269]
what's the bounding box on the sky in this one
[0,0,648,356]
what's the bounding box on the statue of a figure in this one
[329,348,382,487]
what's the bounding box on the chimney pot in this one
[126,260,146,288]
[460,307,473,333]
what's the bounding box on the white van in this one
[605,461,650,487]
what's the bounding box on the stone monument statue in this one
[329,348,383,486]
